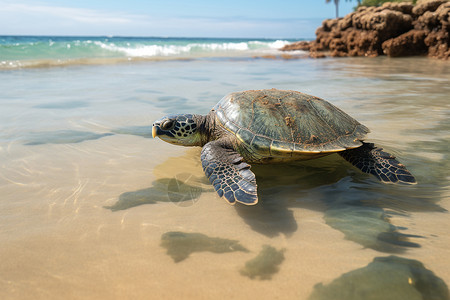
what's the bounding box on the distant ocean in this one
[0,36,302,69]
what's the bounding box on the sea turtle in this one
[152,89,416,205]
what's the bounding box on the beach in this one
[1,37,449,299]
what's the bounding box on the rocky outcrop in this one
[281,0,450,59]
[381,29,428,56]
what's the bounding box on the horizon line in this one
[0,34,313,40]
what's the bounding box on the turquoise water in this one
[0,36,297,69]
[0,38,449,299]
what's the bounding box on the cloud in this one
[2,2,135,24]
[0,0,320,38]
[0,1,152,35]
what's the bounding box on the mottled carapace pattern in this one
[214,89,370,158]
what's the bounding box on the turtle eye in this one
[161,119,175,130]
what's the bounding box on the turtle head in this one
[152,114,203,146]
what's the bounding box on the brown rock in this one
[358,9,413,41]
[382,30,428,56]
[337,13,354,31]
[314,27,334,50]
[279,41,312,51]
[380,2,414,15]
[413,0,448,15]
[425,30,450,59]
[415,11,440,30]
[309,51,327,58]
[414,1,449,31]
[321,18,340,32]
[418,1,450,59]
[280,0,450,60]
[345,30,381,57]
[435,1,450,30]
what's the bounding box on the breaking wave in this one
[0,36,301,69]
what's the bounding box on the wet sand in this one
[0,56,449,299]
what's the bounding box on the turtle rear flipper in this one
[201,139,258,205]
[339,143,416,184]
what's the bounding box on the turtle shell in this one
[214,89,369,155]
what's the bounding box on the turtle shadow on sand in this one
[105,148,213,211]
[160,231,249,263]
[109,125,446,254]
[22,124,156,146]
[234,155,347,238]
[308,256,450,300]
[160,231,286,280]
[235,153,445,253]
[240,245,286,280]
[105,174,212,211]
[107,147,445,254]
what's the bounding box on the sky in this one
[0,0,356,38]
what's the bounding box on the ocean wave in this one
[0,36,301,69]
[93,40,290,57]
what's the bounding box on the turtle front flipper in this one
[201,140,258,205]
[339,142,416,184]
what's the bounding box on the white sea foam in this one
[93,40,291,58]
[95,42,190,57]
[249,40,290,49]
[0,37,300,69]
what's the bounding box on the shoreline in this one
[0,44,449,300]
[0,37,298,70]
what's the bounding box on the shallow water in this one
[0,36,294,69]
[0,56,449,299]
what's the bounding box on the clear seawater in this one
[0,36,297,69]
[0,36,449,299]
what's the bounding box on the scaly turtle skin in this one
[152,89,416,205]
